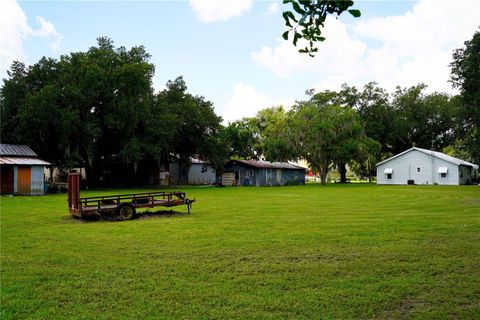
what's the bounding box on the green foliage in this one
[253,107,297,162]
[0,39,224,185]
[282,0,361,56]
[450,29,480,163]
[442,140,472,162]
[391,84,459,153]
[291,101,364,184]
[156,77,224,169]
[224,119,259,160]
[1,37,155,181]
[2,185,480,318]
[348,137,381,181]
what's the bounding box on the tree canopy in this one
[450,29,480,163]
[0,38,224,185]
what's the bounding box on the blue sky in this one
[1,0,479,123]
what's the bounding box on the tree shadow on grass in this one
[137,209,190,220]
[67,209,189,223]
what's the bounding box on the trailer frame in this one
[67,172,195,220]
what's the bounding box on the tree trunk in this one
[80,147,97,187]
[83,161,93,188]
[319,161,329,185]
[338,161,347,183]
[320,173,327,185]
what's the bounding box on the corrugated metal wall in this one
[30,166,44,195]
[281,169,305,185]
[254,169,267,186]
[222,172,235,186]
[9,165,46,195]
[188,164,216,184]
[225,164,305,187]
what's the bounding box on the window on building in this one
[384,168,393,180]
[417,167,421,172]
[438,167,448,178]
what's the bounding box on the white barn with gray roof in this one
[376,147,478,185]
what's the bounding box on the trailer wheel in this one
[117,203,135,220]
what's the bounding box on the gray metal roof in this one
[0,157,50,165]
[376,147,479,169]
[227,160,307,170]
[0,144,37,157]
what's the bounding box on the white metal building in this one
[376,147,478,185]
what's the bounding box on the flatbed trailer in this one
[67,172,195,220]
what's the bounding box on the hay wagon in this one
[67,172,195,220]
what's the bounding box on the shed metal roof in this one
[227,160,307,170]
[376,147,479,169]
[0,157,51,165]
[0,144,37,157]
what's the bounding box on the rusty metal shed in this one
[223,160,306,186]
[0,144,50,195]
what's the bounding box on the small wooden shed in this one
[0,144,50,195]
[223,160,306,186]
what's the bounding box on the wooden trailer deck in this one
[68,173,195,220]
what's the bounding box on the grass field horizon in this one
[1,184,479,319]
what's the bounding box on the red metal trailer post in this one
[67,172,195,220]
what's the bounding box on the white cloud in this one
[222,83,294,124]
[252,17,367,79]
[0,0,30,73]
[0,0,62,79]
[265,2,279,16]
[189,0,252,23]
[252,0,480,93]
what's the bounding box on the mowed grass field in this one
[1,184,479,319]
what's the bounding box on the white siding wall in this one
[377,150,459,185]
[188,164,216,185]
[433,159,459,185]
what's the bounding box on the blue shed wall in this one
[224,163,304,186]
[281,169,305,185]
[30,166,45,195]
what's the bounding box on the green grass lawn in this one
[1,184,479,319]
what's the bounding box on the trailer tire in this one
[117,203,136,220]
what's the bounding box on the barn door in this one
[17,166,31,195]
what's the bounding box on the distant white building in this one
[376,147,478,185]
